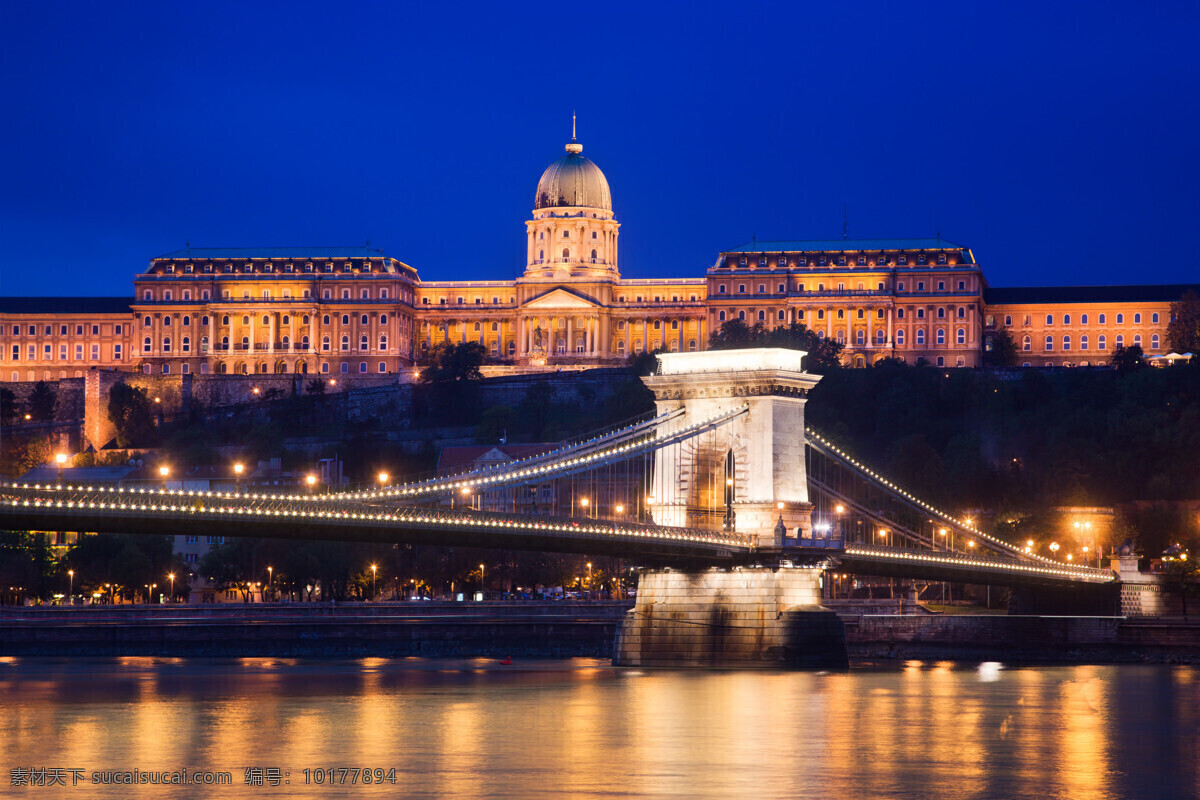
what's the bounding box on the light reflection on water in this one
[0,658,1195,800]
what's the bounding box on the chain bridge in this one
[0,348,1119,666]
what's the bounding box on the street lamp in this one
[159,465,169,490]
[586,562,592,593]
[1049,541,1060,558]
[378,471,389,487]
[878,528,889,546]
[615,504,624,516]
[306,474,317,494]
[168,572,174,602]
[67,569,74,600]
[370,564,377,600]
[234,462,244,492]
[580,497,589,518]
[55,452,67,482]
[479,563,485,596]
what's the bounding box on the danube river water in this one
[0,658,1195,800]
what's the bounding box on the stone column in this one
[867,308,873,351]
[567,317,574,355]
[887,307,894,347]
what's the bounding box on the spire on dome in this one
[566,113,582,154]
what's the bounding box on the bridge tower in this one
[641,348,821,548]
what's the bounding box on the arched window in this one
[956,328,965,345]
[1099,314,1106,324]
[281,315,289,325]
[855,330,865,346]
[916,308,925,319]
[379,314,388,325]
[1134,313,1142,324]
[221,336,229,350]
[1045,335,1053,351]
[1080,335,1089,350]
[896,330,905,346]
[262,315,269,326]
[836,331,846,345]
[1098,335,1107,350]
[1022,335,1031,351]
[143,316,152,327]
[143,336,151,353]
[182,316,190,326]
[222,315,229,326]
[738,310,746,321]
[957,307,965,319]
[617,340,626,355]
[379,335,387,350]
[201,336,209,352]
[281,335,290,348]
[302,315,310,325]
[1063,335,1071,351]
[1133,334,1142,347]
[201,316,209,326]
[301,335,310,350]
[875,329,886,345]
[937,307,945,319]
[1152,313,1159,324]
[322,336,330,352]
[162,337,171,352]
[323,315,330,325]
[341,315,350,325]
[360,314,368,325]
[1046,314,1053,325]
[688,339,697,351]
[360,335,369,351]
[936,329,945,345]
[538,249,544,260]
[241,336,250,349]
[1116,313,1124,324]
[242,316,250,326]
[562,248,570,260]
[161,315,170,327]
[757,310,765,321]
[718,311,727,322]
[341,335,350,351]
[1151,333,1159,349]
[1063,314,1071,325]
[557,338,566,353]
[1081,314,1088,325]
[181,336,190,353]
[1004,315,1012,326]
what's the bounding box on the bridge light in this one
[968,540,976,548]
[378,472,389,485]
[835,505,845,514]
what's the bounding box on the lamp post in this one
[878,528,889,547]
[55,452,67,482]
[267,565,273,593]
[378,471,389,488]
[579,497,589,518]
[168,572,174,603]
[586,562,592,598]
[159,465,169,490]
[306,474,317,495]
[1049,541,1060,559]
[370,564,377,601]
[939,528,949,551]
[479,563,485,597]
[67,569,74,602]
[234,462,244,492]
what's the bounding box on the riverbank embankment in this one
[2,604,1198,662]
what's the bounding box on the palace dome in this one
[534,141,612,211]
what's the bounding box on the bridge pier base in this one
[614,566,848,669]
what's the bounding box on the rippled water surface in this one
[0,657,1196,799]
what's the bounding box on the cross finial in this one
[572,111,576,141]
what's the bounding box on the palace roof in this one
[723,238,969,254]
[984,284,1200,305]
[154,247,389,260]
[0,297,132,314]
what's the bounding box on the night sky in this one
[2,1,1197,297]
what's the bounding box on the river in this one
[0,658,1195,799]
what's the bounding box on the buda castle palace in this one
[2,134,1196,383]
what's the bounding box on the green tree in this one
[983,328,1019,367]
[107,382,156,447]
[707,320,843,373]
[305,378,327,395]
[626,349,660,376]
[1167,290,1200,354]
[0,388,16,425]
[419,341,487,383]
[28,381,57,422]
[1110,344,1147,374]
[1160,542,1198,618]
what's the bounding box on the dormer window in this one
[263,264,273,272]
[838,256,847,266]
[918,254,927,265]
[166,264,175,273]
[898,255,907,265]
[343,263,352,273]
[798,257,807,266]
[738,257,747,267]
[857,256,866,266]
[758,257,767,268]
[938,253,947,265]
[305,263,314,272]
[204,264,213,272]
[224,264,232,272]
[185,264,193,273]
[818,257,826,266]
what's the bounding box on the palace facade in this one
[1,135,1196,382]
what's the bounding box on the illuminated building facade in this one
[1,135,1195,381]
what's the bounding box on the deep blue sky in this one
[2,1,1198,297]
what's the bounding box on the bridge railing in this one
[842,543,1117,584]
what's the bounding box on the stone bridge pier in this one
[615,348,846,668]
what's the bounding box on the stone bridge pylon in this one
[641,348,822,548]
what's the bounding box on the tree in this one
[983,328,1019,367]
[419,341,487,384]
[707,321,843,373]
[626,349,660,377]
[0,388,16,426]
[1167,290,1200,354]
[305,378,327,395]
[1110,344,1147,374]
[107,382,156,447]
[28,381,57,422]
[1160,542,1198,618]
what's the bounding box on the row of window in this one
[155,261,392,274]
[1025,333,1158,352]
[146,360,396,376]
[9,324,116,337]
[141,334,392,354]
[715,306,967,323]
[734,253,951,268]
[536,229,604,240]
[142,313,397,328]
[992,312,1162,327]
[715,279,969,295]
[141,287,398,301]
[10,344,120,362]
